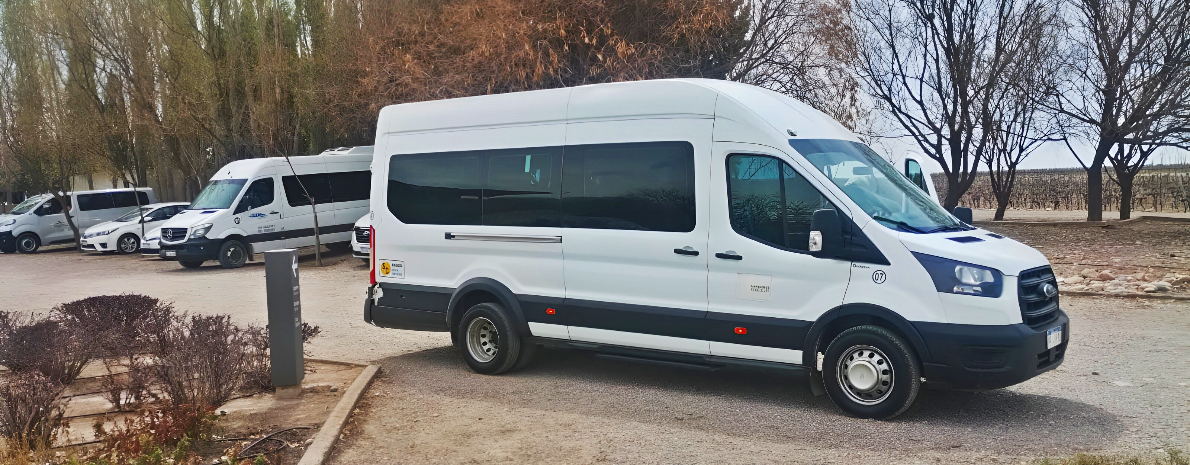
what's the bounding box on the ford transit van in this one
[157,146,372,268]
[362,79,1067,419]
[0,188,156,254]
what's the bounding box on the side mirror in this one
[953,207,973,224]
[809,209,844,255]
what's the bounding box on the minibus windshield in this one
[790,139,968,233]
[189,179,247,210]
[10,195,50,215]
[115,206,153,222]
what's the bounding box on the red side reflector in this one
[369,225,376,285]
[734,327,747,335]
[546,308,556,315]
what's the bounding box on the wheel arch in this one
[446,278,529,337]
[802,303,933,369]
[220,234,252,255]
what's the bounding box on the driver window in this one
[39,198,64,215]
[727,154,835,252]
[235,178,275,214]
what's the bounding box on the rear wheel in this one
[15,233,40,254]
[822,325,921,420]
[458,302,530,375]
[325,242,351,252]
[117,234,140,254]
[179,260,204,268]
[218,239,248,269]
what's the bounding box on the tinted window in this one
[905,159,927,192]
[235,178,275,214]
[77,193,114,211]
[329,171,371,203]
[562,142,695,232]
[111,191,149,208]
[727,154,834,251]
[283,174,333,207]
[484,149,561,227]
[388,154,481,225]
[39,198,64,215]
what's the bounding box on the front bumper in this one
[352,243,370,259]
[0,230,14,253]
[159,237,221,262]
[914,309,1069,390]
[80,237,112,252]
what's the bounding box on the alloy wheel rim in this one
[120,236,138,253]
[836,345,894,405]
[18,237,35,251]
[466,317,499,363]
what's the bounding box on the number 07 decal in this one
[872,270,887,284]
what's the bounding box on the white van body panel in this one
[840,222,950,324]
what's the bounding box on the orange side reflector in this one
[734,327,747,335]
[546,308,556,315]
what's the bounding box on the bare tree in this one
[1048,0,1190,220]
[854,0,1057,210]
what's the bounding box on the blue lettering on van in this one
[249,213,266,219]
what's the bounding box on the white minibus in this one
[157,146,372,268]
[0,188,156,254]
[362,79,1067,419]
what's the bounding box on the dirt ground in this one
[1,219,1188,464]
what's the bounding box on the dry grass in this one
[1040,450,1189,465]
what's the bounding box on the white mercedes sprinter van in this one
[0,188,156,253]
[157,146,372,268]
[363,79,1067,419]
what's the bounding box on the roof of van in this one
[374,78,857,142]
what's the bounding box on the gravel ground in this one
[1,234,1188,464]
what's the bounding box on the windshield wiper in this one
[872,216,928,234]
[924,223,974,233]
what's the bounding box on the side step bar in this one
[528,336,811,376]
[595,353,721,371]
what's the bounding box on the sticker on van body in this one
[735,273,772,301]
[379,260,404,279]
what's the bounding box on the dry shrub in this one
[0,371,68,450]
[1041,450,1188,465]
[145,314,253,408]
[53,295,177,412]
[88,404,213,464]
[0,311,93,385]
[243,322,322,392]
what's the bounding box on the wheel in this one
[217,239,248,269]
[822,325,921,420]
[117,234,140,254]
[457,302,529,375]
[511,341,539,371]
[15,233,40,254]
[179,261,204,268]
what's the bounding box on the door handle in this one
[715,252,743,260]
[673,247,699,256]
[269,211,279,215]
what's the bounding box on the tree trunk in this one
[994,195,1009,221]
[942,175,963,211]
[1118,172,1134,220]
[1086,141,1112,221]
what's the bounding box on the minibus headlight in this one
[190,224,213,239]
[912,252,1003,298]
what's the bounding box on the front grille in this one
[1019,266,1059,327]
[354,227,370,244]
[161,228,188,243]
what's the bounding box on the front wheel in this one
[457,302,531,375]
[822,325,921,420]
[179,260,204,268]
[117,234,140,254]
[15,233,40,254]
[218,239,248,269]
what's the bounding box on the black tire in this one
[179,260,204,268]
[457,302,528,375]
[15,233,40,254]
[511,341,539,371]
[217,239,248,269]
[822,325,921,420]
[325,241,351,252]
[117,234,140,254]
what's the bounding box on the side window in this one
[112,192,147,208]
[282,174,332,207]
[137,192,150,205]
[328,171,371,203]
[40,198,64,215]
[484,149,561,227]
[77,193,114,211]
[905,159,927,192]
[561,142,695,232]
[388,154,481,225]
[727,154,835,252]
[235,178,275,214]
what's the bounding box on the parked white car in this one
[351,214,370,263]
[141,226,163,256]
[81,202,188,254]
[0,188,156,253]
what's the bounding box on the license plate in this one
[165,251,177,257]
[361,246,370,254]
[1046,326,1063,349]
